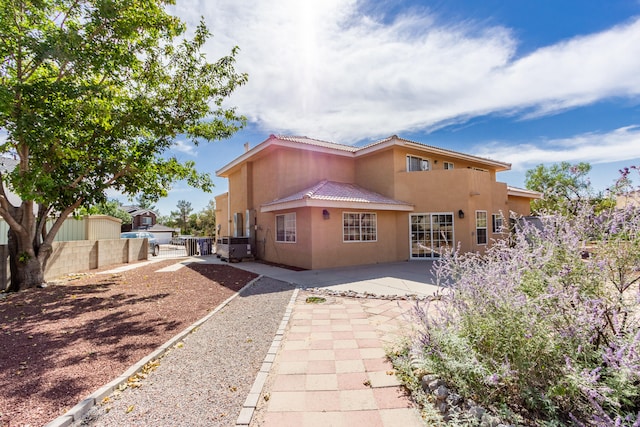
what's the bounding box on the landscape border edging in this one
[43,275,263,427]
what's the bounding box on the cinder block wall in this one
[45,241,99,280]
[0,239,149,289]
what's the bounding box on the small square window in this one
[343,212,377,242]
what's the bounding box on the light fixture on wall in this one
[458,209,465,219]
[322,209,330,220]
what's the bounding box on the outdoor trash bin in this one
[198,238,213,255]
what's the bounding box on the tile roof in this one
[217,134,511,177]
[262,180,413,209]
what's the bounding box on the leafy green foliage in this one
[171,199,193,234]
[76,199,132,224]
[0,0,247,289]
[525,162,615,216]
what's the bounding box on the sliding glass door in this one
[410,213,454,258]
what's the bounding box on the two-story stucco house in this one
[215,135,541,270]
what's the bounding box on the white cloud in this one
[169,1,640,143]
[171,139,196,156]
[474,126,640,170]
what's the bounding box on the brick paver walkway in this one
[250,291,423,427]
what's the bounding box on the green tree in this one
[157,214,175,228]
[198,199,217,237]
[77,199,132,224]
[171,200,193,234]
[135,194,157,212]
[525,162,614,216]
[0,0,247,291]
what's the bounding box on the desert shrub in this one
[411,200,640,425]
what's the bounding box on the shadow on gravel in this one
[0,261,258,427]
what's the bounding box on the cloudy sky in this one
[155,0,640,215]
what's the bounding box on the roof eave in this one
[402,140,511,171]
[507,187,543,199]
[357,135,511,171]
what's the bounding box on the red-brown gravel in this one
[0,259,257,427]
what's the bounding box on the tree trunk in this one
[6,228,47,292]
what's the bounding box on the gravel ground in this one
[73,277,295,427]
[1,260,258,427]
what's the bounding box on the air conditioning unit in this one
[420,160,430,171]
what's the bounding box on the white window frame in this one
[406,155,430,172]
[444,161,454,170]
[476,211,488,245]
[276,213,296,243]
[141,216,152,225]
[409,213,454,259]
[492,213,504,233]
[343,212,377,242]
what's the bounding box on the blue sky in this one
[149,0,640,215]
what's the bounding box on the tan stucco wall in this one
[507,195,533,217]
[215,193,230,237]
[221,142,535,269]
[309,208,401,269]
[252,207,404,270]
[250,147,355,207]
[355,150,396,197]
[393,167,509,253]
[255,208,313,269]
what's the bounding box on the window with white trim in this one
[444,161,454,170]
[406,155,430,172]
[492,214,504,233]
[343,212,377,242]
[276,213,296,242]
[141,216,152,225]
[476,211,487,245]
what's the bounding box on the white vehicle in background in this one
[121,231,160,256]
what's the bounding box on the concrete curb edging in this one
[44,275,264,427]
[236,286,300,426]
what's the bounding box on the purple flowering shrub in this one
[413,191,640,424]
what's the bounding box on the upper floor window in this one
[343,212,377,242]
[407,155,430,172]
[276,213,296,242]
[476,211,488,245]
[141,216,152,225]
[444,161,454,170]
